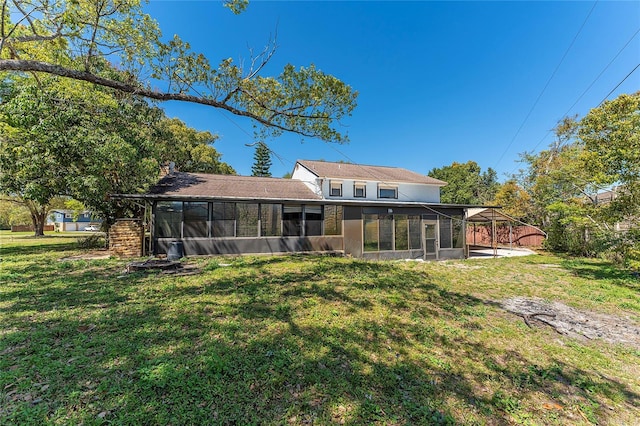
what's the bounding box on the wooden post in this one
[492,209,497,258]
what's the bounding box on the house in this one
[594,186,633,232]
[49,210,102,232]
[114,160,479,260]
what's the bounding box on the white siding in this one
[291,162,442,203]
[291,163,322,196]
[320,179,441,203]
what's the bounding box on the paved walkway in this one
[468,247,537,259]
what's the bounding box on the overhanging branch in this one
[0,59,325,138]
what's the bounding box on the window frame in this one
[329,180,343,197]
[378,185,398,199]
[353,182,366,198]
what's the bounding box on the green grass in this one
[1,240,639,425]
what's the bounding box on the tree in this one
[492,180,533,221]
[428,161,499,204]
[251,142,272,177]
[0,0,357,143]
[0,197,32,229]
[154,117,235,174]
[0,79,76,235]
[580,92,640,221]
[0,76,159,230]
[516,92,640,263]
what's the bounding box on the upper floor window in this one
[329,180,342,197]
[354,182,366,198]
[378,185,398,199]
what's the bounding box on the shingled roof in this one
[150,172,321,201]
[296,160,447,186]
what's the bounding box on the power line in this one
[493,0,599,169]
[508,27,640,176]
[598,62,640,106]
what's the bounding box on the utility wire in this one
[598,62,640,105]
[508,27,640,176]
[493,1,598,169]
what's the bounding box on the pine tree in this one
[251,142,272,177]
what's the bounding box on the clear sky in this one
[144,0,640,180]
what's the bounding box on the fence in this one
[466,223,545,248]
[11,225,55,232]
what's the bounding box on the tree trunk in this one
[25,201,49,237]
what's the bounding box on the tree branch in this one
[0,58,327,138]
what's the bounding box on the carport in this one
[465,208,546,258]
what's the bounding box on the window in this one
[439,217,452,249]
[183,202,209,237]
[408,215,421,249]
[155,201,182,238]
[329,181,342,197]
[324,205,343,235]
[260,204,282,237]
[353,182,366,198]
[394,215,408,250]
[236,203,259,237]
[363,214,379,251]
[378,185,398,199]
[452,215,464,248]
[305,205,322,236]
[379,215,393,250]
[65,213,72,219]
[283,205,303,236]
[212,202,235,237]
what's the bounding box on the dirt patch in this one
[60,250,110,261]
[501,297,640,349]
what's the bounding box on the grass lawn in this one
[1,235,639,425]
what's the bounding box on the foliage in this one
[251,141,272,177]
[1,242,639,424]
[64,199,86,222]
[518,93,640,266]
[0,198,30,229]
[154,117,235,174]
[0,0,357,143]
[580,92,640,222]
[0,76,159,227]
[491,180,533,221]
[428,161,499,204]
[75,232,106,249]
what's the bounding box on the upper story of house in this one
[49,210,98,223]
[291,160,447,203]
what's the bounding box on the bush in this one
[76,233,106,249]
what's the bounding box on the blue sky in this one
[145,1,640,180]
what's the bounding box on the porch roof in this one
[147,172,322,201]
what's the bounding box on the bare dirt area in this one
[59,250,110,261]
[501,297,640,349]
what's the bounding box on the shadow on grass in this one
[1,255,638,424]
[560,258,640,291]
[0,241,80,257]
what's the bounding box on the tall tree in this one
[517,92,640,263]
[251,142,272,177]
[0,76,158,230]
[154,117,235,174]
[428,161,499,205]
[0,0,357,143]
[0,79,76,235]
[580,92,640,221]
[492,180,533,221]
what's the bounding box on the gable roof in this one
[296,160,447,186]
[149,172,321,201]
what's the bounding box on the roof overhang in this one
[466,207,516,222]
[110,193,489,210]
